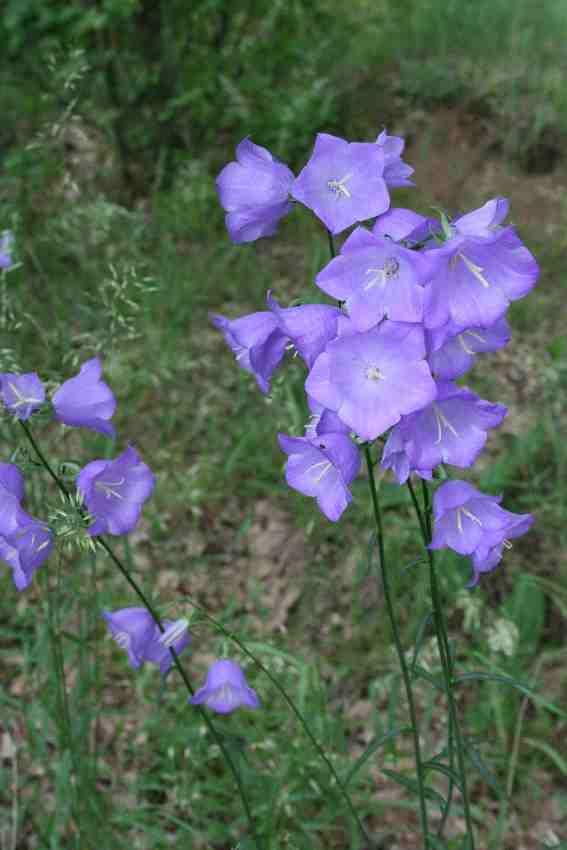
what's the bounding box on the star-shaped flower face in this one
[0,372,45,421]
[306,322,436,442]
[316,226,434,330]
[77,446,155,536]
[291,134,390,234]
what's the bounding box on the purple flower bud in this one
[0,230,14,269]
[210,310,288,394]
[216,139,294,243]
[278,431,360,522]
[373,208,441,243]
[291,133,390,235]
[190,659,260,715]
[52,358,117,437]
[103,608,190,673]
[0,372,45,421]
[77,446,155,536]
[429,480,533,584]
[306,321,436,442]
[376,130,415,188]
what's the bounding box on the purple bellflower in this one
[0,230,14,269]
[381,382,507,483]
[426,316,511,379]
[291,133,389,235]
[429,480,533,585]
[305,396,351,439]
[77,445,155,536]
[0,463,53,590]
[316,226,435,329]
[376,130,414,188]
[190,659,260,715]
[0,372,45,421]
[423,199,539,329]
[279,431,360,521]
[216,139,294,243]
[52,357,117,438]
[266,292,342,368]
[103,608,190,674]
[305,321,437,442]
[380,426,433,486]
[210,310,288,394]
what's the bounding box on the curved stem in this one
[19,421,264,850]
[407,478,476,849]
[364,447,430,848]
[182,595,371,848]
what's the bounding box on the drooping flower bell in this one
[77,445,155,536]
[103,608,190,674]
[0,230,14,270]
[189,659,260,715]
[210,310,288,394]
[216,139,295,243]
[376,130,414,188]
[52,357,117,438]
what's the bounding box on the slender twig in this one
[19,421,264,850]
[364,447,430,849]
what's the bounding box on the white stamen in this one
[503,539,513,550]
[327,173,353,199]
[432,404,459,444]
[459,253,491,288]
[456,506,483,533]
[114,631,131,650]
[159,618,189,648]
[364,257,400,291]
[306,459,332,483]
[7,382,43,409]
[365,365,383,381]
[95,477,126,500]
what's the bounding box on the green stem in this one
[407,478,476,849]
[20,422,264,850]
[364,446,430,848]
[182,596,371,848]
[327,230,336,258]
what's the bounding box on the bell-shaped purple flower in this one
[0,464,53,590]
[316,226,435,329]
[0,230,14,270]
[382,382,507,481]
[52,357,117,438]
[380,426,433,485]
[376,130,414,188]
[306,321,436,442]
[266,292,342,368]
[77,445,155,536]
[291,133,389,235]
[0,372,45,421]
[423,199,539,329]
[216,139,294,243]
[278,431,360,522]
[429,480,533,583]
[190,659,260,715]
[426,316,511,379]
[305,396,350,439]
[210,310,288,394]
[103,608,190,674]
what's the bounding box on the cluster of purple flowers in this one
[213,132,536,586]
[0,358,259,714]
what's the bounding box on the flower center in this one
[7,381,43,409]
[95,477,126,500]
[327,173,352,199]
[114,631,131,650]
[365,365,383,381]
[364,257,400,290]
[306,459,332,484]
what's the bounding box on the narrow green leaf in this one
[343,727,410,786]
[524,737,567,776]
[454,671,567,719]
[381,768,446,811]
[422,760,462,791]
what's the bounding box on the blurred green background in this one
[1,1,566,848]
